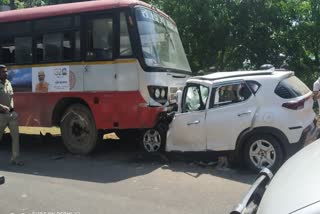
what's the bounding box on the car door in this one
[166,83,210,152]
[206,80,259,151]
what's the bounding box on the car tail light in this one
[282,95,311,110]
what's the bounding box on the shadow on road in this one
[0,133,255,185]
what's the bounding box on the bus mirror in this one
[176,90,183,113]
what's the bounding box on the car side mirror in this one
[176,90,183,113]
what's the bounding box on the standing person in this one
[35,70,49,92]
[313,77,320,115]
[0,65,23,165]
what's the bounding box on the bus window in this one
[15,36,32,64]
[86,17,113,60]
[0,37,15,64]
[43,33,63,62]
[34,16,73,32]
[63,33,73,61]
[2,21,31,36]
[36,36,44,62]
[75,31,81,60]
[36,32,78,62]
[119,12,132,57]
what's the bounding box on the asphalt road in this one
[0,134,256,214]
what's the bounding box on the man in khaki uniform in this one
[0,65,23,165]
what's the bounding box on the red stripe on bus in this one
[15,91,164,129]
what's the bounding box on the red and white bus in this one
[0,0,191,154]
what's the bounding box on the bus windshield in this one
[135,7,191,73]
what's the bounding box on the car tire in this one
[140,124,167,153]
[244,134,283,172]
[60,104,97,155]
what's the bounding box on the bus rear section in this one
[0,0,191,154]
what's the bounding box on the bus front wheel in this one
[60,104,97,155]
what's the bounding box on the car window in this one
[246,80,261,94]
[275,76,310,99]
[209,82,252,108]
[183,84,209,112]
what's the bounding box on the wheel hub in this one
[249,139,276,169]
[70,118,88,138]
[143,129,161,152]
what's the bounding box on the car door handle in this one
[238,111,252,117]
[187,120,200,125]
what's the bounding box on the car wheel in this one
[244,134,283,172]
[60,104,97,155]
[140,125,166,153]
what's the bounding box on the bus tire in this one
[140,124,166,153]
[60,104,97,155]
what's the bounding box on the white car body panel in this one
[252,76,315,144]
[166,111,207,151]
[206,96,258,151]
[257,139,320,214]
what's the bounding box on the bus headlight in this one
[147,86,168,105]
[161,88,166,98]
[155,88,160,98]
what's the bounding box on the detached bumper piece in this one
[230,168,273,214]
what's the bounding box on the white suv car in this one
[166,68,319,171]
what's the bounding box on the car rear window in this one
[275,76,310,99]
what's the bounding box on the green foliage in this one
[146,0,320,86]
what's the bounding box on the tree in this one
[144,0,320,87]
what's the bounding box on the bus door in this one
[84,14,116,91]
[115,12,139,92]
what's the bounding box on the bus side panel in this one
[14,91,163,129]
[14,93,55,127]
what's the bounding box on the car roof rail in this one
[193,70,274,81]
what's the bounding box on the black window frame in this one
[118,10,134,58]
[32,14,81,64]
[0,7,137,65]
[246,80,261,95]
[181,83,209,113]
[0,20,33,65]
[84,11,116,61]
[15,36,33,64]
[209,80,253,109]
